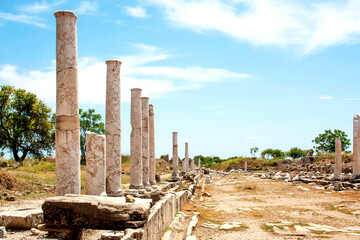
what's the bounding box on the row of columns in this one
[55,10,158,197]
[172,132,196,180]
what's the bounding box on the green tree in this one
[287,147,306,159]
[0,85,54,164]
[312,129,350,153]
[79,108,105,164]
[250,147,259,158]
[261,148,285,159]
[261,148,273,159]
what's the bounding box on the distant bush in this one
[261,148,285,159]
[194,155,224,167]
[286,147,307,159]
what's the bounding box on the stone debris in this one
[201,222,219,229]
[125,195,135,203]
[30,228,41,235]
[101,232,125,240]
[220,222,242,230]
[294,225,311,233]
[0,226,6,238]
[0,208,43,229]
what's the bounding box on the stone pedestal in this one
[141,97,151,191]
[149,104,157,187]
[86,132,106,196]
[129,89,143,191]
[354,114,360,178]
[54,11,80,196]
[172,132,180,180]
[105,60,122,196]
[334,138,342,179]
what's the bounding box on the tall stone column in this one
[353,114,360,178]
[183,142,189,175]
[198,158,201,169]
[86,132,106,196]
[149,104,157,187]
[191,158,195,172]
[141,97,151,191]
[129,89,143,191]
[105,60,122,196]
[54,11,80,196]
[172,132,180,180]
[245,161,247,172]
[334,138,342,179]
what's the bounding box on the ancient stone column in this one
[334,138,342,179]
[141,97,151,191]
[245,161,247,172]
[129,89,143,190]
[183,142,189,175]
[105,60,122,196]
[198,158,201,169]
[149,104,157,187]
[191,157,195,172]
[354,114,360,178]
[54,11,80,196]
[172,132,180,180]
[86,132,106,196]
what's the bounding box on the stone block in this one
[0,226,6,238]
[0,208,43,229]
[42,194,151,230]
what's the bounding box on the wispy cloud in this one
[345,97,360,101]
[0,44,248,106]
[17,0,66,14]
[146,0,360,54]
[75,1,98,15]
[0,11,48,28]
[319,96,333,100]
[125,5,149,18]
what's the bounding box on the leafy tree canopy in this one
[0,85,54,164]
[261,148,285,159]
[287,147,307,159]
[79,108,105,164]
[312,129,350,153]
[250,147,259,158]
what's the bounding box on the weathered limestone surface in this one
[172,132,179,180]
[141,97,151,190]
[54,11,80,196]
[130,89,143,189]
[42,195,151,230]
[149,104,156,187]
[105,60,122,195]
[86,132,106,196]
[0,208,43,229]
[185,142,189,173]
[334,138,342,178]
[354,114,360,178]
[245,161,248,172]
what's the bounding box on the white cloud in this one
[75,1,98,15]
[18,0,66,14]
[146,0,360,54]
[125,6,149,18]
[0,11,48,28]
[319,96,333,100]
[345,97,360,101]
[0,44,248,107]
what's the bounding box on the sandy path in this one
[184,173,360,240]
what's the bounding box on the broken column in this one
[182,142,189,176]
[86,132,106,196]
[334,138,342,179]
[105,60,122,196]
[354,114,360,179]
[198,158,201,169]
[245,161,247,172]
[172,132,180,180]
[149,104,157,187]
[54,11,80,196]
[129,89,143,192]
[141,97,151,191]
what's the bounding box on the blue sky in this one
[1,0,360,159]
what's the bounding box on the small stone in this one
[5,196,15,201]
[0,226,6,238]
[101,232,125,240]
[30,228,41,235]
[203,192,211,197]
[125,195,135,203]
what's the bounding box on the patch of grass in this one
[14,172,55,185]
[262,225,274,232]
[242,197,265,203]
[224,225,249,231]
[253,214,263,218]
[327,205,353,215]
[15,159,55,173]
[312,231,325,235]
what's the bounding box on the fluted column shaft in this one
[54,11,80,196]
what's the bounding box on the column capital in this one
[54,11,77,19]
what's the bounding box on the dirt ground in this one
[183,173,360,240]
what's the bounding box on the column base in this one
[106,189,123,197]
[124,189,139,197]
